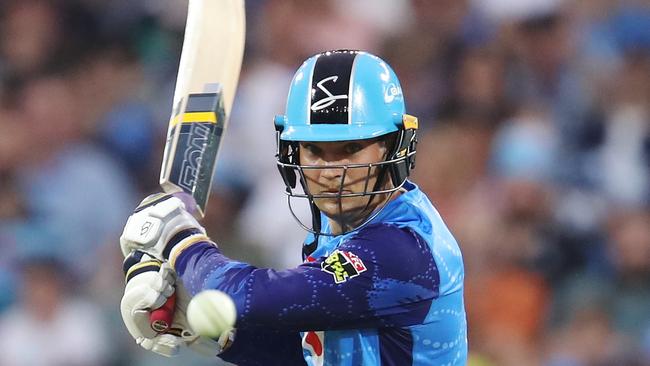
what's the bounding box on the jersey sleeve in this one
[218,328,306,366]
[171,224,439,332]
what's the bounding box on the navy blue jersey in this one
[170,181,467,365]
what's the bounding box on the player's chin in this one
[316,198,368,220]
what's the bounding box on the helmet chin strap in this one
[302,200,321,258]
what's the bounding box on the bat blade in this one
[151,0,245,333]
[160,0,246,218]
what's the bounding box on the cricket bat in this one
[150,0,245,333]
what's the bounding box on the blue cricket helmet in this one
[274,50,408,142]
[274,50,418,236]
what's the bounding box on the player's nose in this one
[319,162,346,181]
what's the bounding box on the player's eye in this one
[343,143,363,155]
[302,143,322,156]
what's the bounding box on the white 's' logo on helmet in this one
[384,83,402,103]
[311,76,348,111]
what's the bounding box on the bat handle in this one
[172,191,199,216]
[150,293,177,333]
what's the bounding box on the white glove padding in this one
[121,252,179,356]
[120,193,206,259]
[121,251,226,358]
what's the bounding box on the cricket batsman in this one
[120,50,467,365]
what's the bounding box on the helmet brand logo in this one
[311,76,348,111]
[384,83,402,103]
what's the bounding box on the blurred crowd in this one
[0,0,648,365]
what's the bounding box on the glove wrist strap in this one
[163,228,205,259]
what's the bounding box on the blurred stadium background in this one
[0,0,649,365]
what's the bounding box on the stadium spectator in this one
[0,255,109,366]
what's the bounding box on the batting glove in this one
[120,193,207,260]
[121,251,229,357]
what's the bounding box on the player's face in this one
[299,138,392,230]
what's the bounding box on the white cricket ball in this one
[187,290,237,338]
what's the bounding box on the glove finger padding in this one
[152,334,185,357]
[120,228,224,358]
[139,334,183,357]
[121,252,177,343]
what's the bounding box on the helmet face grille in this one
[309,50,357,125]
[275,147,415,236]
[278,158,408,199]
[279,159,407,237]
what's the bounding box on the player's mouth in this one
[320,189,352,195]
